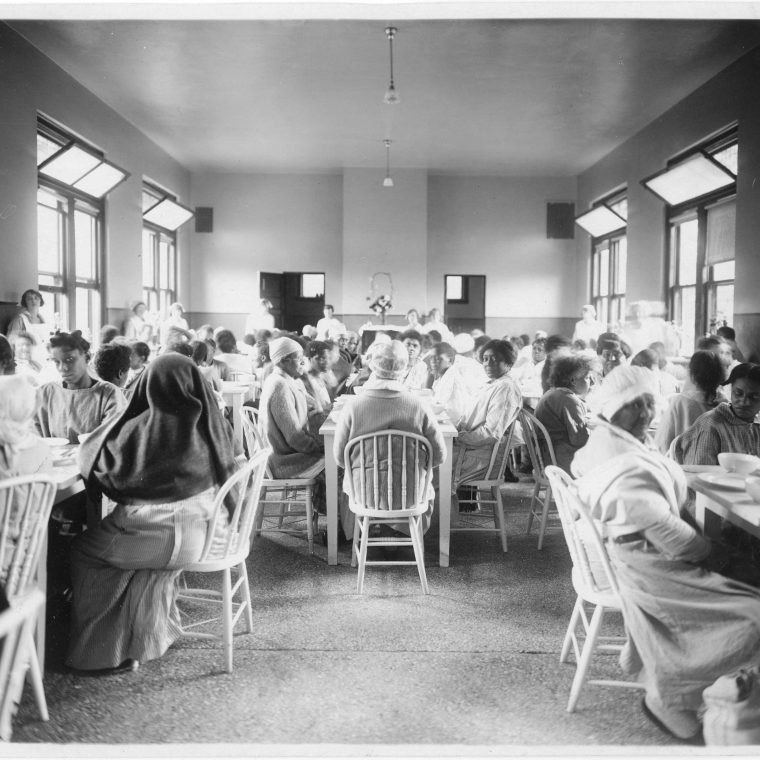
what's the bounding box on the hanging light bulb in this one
[383,139,394,187]
[384,26,400,105]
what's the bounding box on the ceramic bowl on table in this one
[746,476,760,504]
[718,453,760,475]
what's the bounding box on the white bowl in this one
[45,437,70,448]
[746,476,760,504]
[718,452,760,475]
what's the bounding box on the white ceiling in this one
[9,16,760,176]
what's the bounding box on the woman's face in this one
[407,311,419,325]
[610,393,656,441]
[569,369,593,399]
[134,303,146,318]
[347,336,358,353]
[279,350,305,379]
[481,348,510,380]
[431,352,453,375]
[50,346,90,388]
[404,338,421,363]
[310,349,331,374]
[24,291,41,310]
[730,378,760,422]
[532,343,546,363]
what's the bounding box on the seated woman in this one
[0,375,51,479]
[9,331,43,380]
[67,352,239,672]
[124,301,153,343]
[534,353,594,473]
[430,342,468,422]
[398,330,431,391]
[452,339,522,490]
[654,350,722,455]
[571,365,760,741]
[93,341,131,389]
[6,289,49,353]
[258,336,324,479]
[214,329,254,380]
[300,340,333,434]
[125,340,151,393]
[333,340,445,537]
[35,331,126,443]
[673,362,760,466]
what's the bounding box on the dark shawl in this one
[78,352,237,505]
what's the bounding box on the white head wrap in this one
[453,333,475,354]
[269,337,302,366]
[0,375,39,448]
[588,364,659,421]
[370,340,408,380]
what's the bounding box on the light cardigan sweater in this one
[259,366,324,478]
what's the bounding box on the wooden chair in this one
[177,448,270,673]
[0,589,47,740]
[544,465,642,712]
[344,431,434,594]
[240,407,318,554]
[0,475,56,722]
[520,408,559,549]
[450,419,519,552]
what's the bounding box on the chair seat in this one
[350,502,429,519]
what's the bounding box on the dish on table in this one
[697,472,747,491]
[45,437,70,448]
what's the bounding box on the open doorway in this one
[444,275,486,334]
[259,271,325,333]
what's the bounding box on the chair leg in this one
[222,567,233,673]
[356,516,370,594]
[492,485,508,553]
[560,596,583,664]
[351,511,360,568]
[537,483,552,550]
[566,603,605,713]
[24,629,48,722]
[305,489,314,555]
[408,515,429,594]
[255,488,266,536]
[238,561,254,633]
[526,481,541,535]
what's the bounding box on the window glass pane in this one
[613,237,627,295]
[676,287,696,355]
[598,297,609,328]
[711,260,735,281]
[599,248,610,296]
[714,284,734,327]
[74,287,90,335]
[158,241,170,289]
[73,162,127,198]
[677,219,699,286]
[142,188,161,212]
[37,134,62,166]
[711,143,738,175]
[300,274,324,299]
[39,144,101,185]
[37,198,65,275]
[591,251,599,297]
[609,198,628,220]
[74,209,97,281]
[142,229,155,286]
[167,241,176,291]
[446,275,464,301]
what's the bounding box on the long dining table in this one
[319,397,458,567]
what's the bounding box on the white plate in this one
[698,472,746,491]
[45,437,70,448]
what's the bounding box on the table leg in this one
[324,432,338,565]
[438,438,454,567]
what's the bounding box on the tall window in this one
[141,185,178,317]
[663,131,737,354]
[589,194,627,329]
[36,119,126,338]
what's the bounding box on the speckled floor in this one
[10,478,688,754]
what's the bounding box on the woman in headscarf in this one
[672,362,760,466]
[67,352,239,673]
[571,364,760,742]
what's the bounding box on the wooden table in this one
[319,401,458,566]
[685,464,760,541]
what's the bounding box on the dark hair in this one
[308,340,331,358]
[324,304,334,312]
[0,335,14,374]
[167,342,194,358]
[48,330,90,355]
[519,334,530,346]
[20,289,44,308]
[697,335,726,352]
[99,324,121,344]
[631,349,659,370]
[93,342,131,384]
[427,330,442,344]
[545,334,572,354]
[717,326,736,342]
[722,362,760,387]
[131,341,151,362]
[216,329,238,354]
[689,350,723,399]
[243,333,257,347]
[131,301,146,314]
[479,339,517,366]
[400,330,423,344]
[190,340,211,366]
[434,342,456,361]
[572,338,588,351]
[406,308,419,319]
[596,332,620,354]
[550,354,595,390]
[532,337,547,350]
[473,335,491,351]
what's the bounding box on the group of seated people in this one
[2,291,760,744]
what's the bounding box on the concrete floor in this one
[10,479,695,754]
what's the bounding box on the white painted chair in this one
[0,475,56,723]
[544,465,642,712]
[450,419,519,552]
[177,448,269,673]
[520,408,559,549]
[344,431,434,594]
[240,406,318,554]
[0,588,47,740]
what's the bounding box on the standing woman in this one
[6,288,47,340]
[67,353,239,672]
[36,331,126,443]
[124,301,153,343]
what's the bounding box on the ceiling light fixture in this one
[383,139,394,187]
[384,26,400,105]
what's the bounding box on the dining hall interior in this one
[2,1,760,754]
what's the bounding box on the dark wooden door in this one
[282,272,325,333]
[444,275,486,334]
[259,272,284,330]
